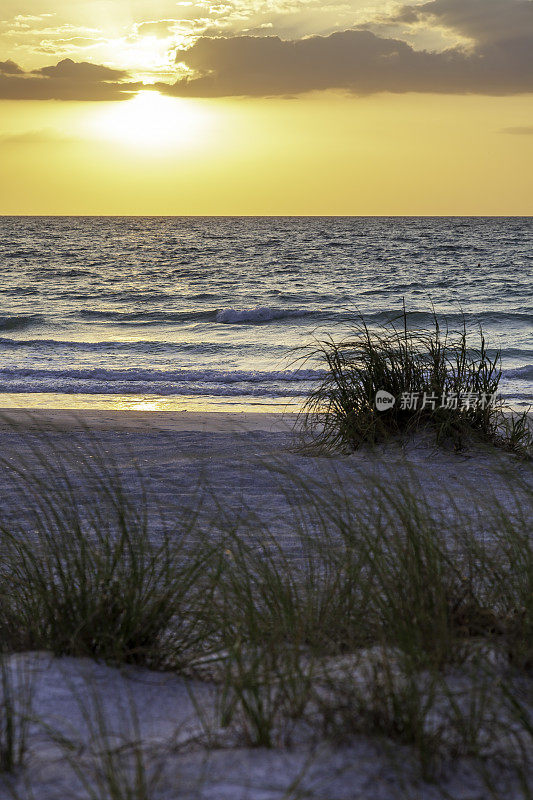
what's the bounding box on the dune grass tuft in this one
[0,427,218,668]
[299,308,531,454]
[201,462,533,783]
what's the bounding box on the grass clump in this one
[0,428,216,668]
[218,641,314,748]
[480,485,533,670]
[215,466,502,669]
[205,462,532,782]
[300,307,531,454]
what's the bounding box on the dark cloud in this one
[394,0,533,45]
[392,8,419,24]
[0,59,24,74]
[159,13,533,97]
[33,58,128,81]
[0,57,139,100]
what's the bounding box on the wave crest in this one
[215,307,312,324]
[503,365,533,381]
[0,366,323,384]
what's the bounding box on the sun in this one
[90,90,210,152]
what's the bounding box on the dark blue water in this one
[0,216,531,409]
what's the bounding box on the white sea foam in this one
[0,367,323,384]
[0,380,309,397]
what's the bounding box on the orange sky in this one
[1,0,532,214]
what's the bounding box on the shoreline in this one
[0,391,303,414]
[0,408,300,433]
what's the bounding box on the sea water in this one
[0,216,531,410]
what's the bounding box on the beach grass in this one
[0,424,531,796]
[0,429,219,668]
[205,465,532,777]
[299,308,532,456]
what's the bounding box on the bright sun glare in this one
[91,90,209,151]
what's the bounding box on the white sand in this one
[0,408,528,543]
[5,646,529,799]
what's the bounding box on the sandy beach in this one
[0,408,300,433]
[0,408,529,549]
[0,409,530,799]
[0,407,528,525]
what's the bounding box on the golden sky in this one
[1,0,532,214]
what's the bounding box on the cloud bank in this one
[160,0,533,97]
[159,28,531,96]
[0,0,531,99]
[0,59,24,74]
[393,0,533,46]
[0,57,139,100]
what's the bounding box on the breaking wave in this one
[0,366,324,396]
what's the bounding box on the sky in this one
[0,0,532,214]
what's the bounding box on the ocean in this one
[0,216,531,411]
